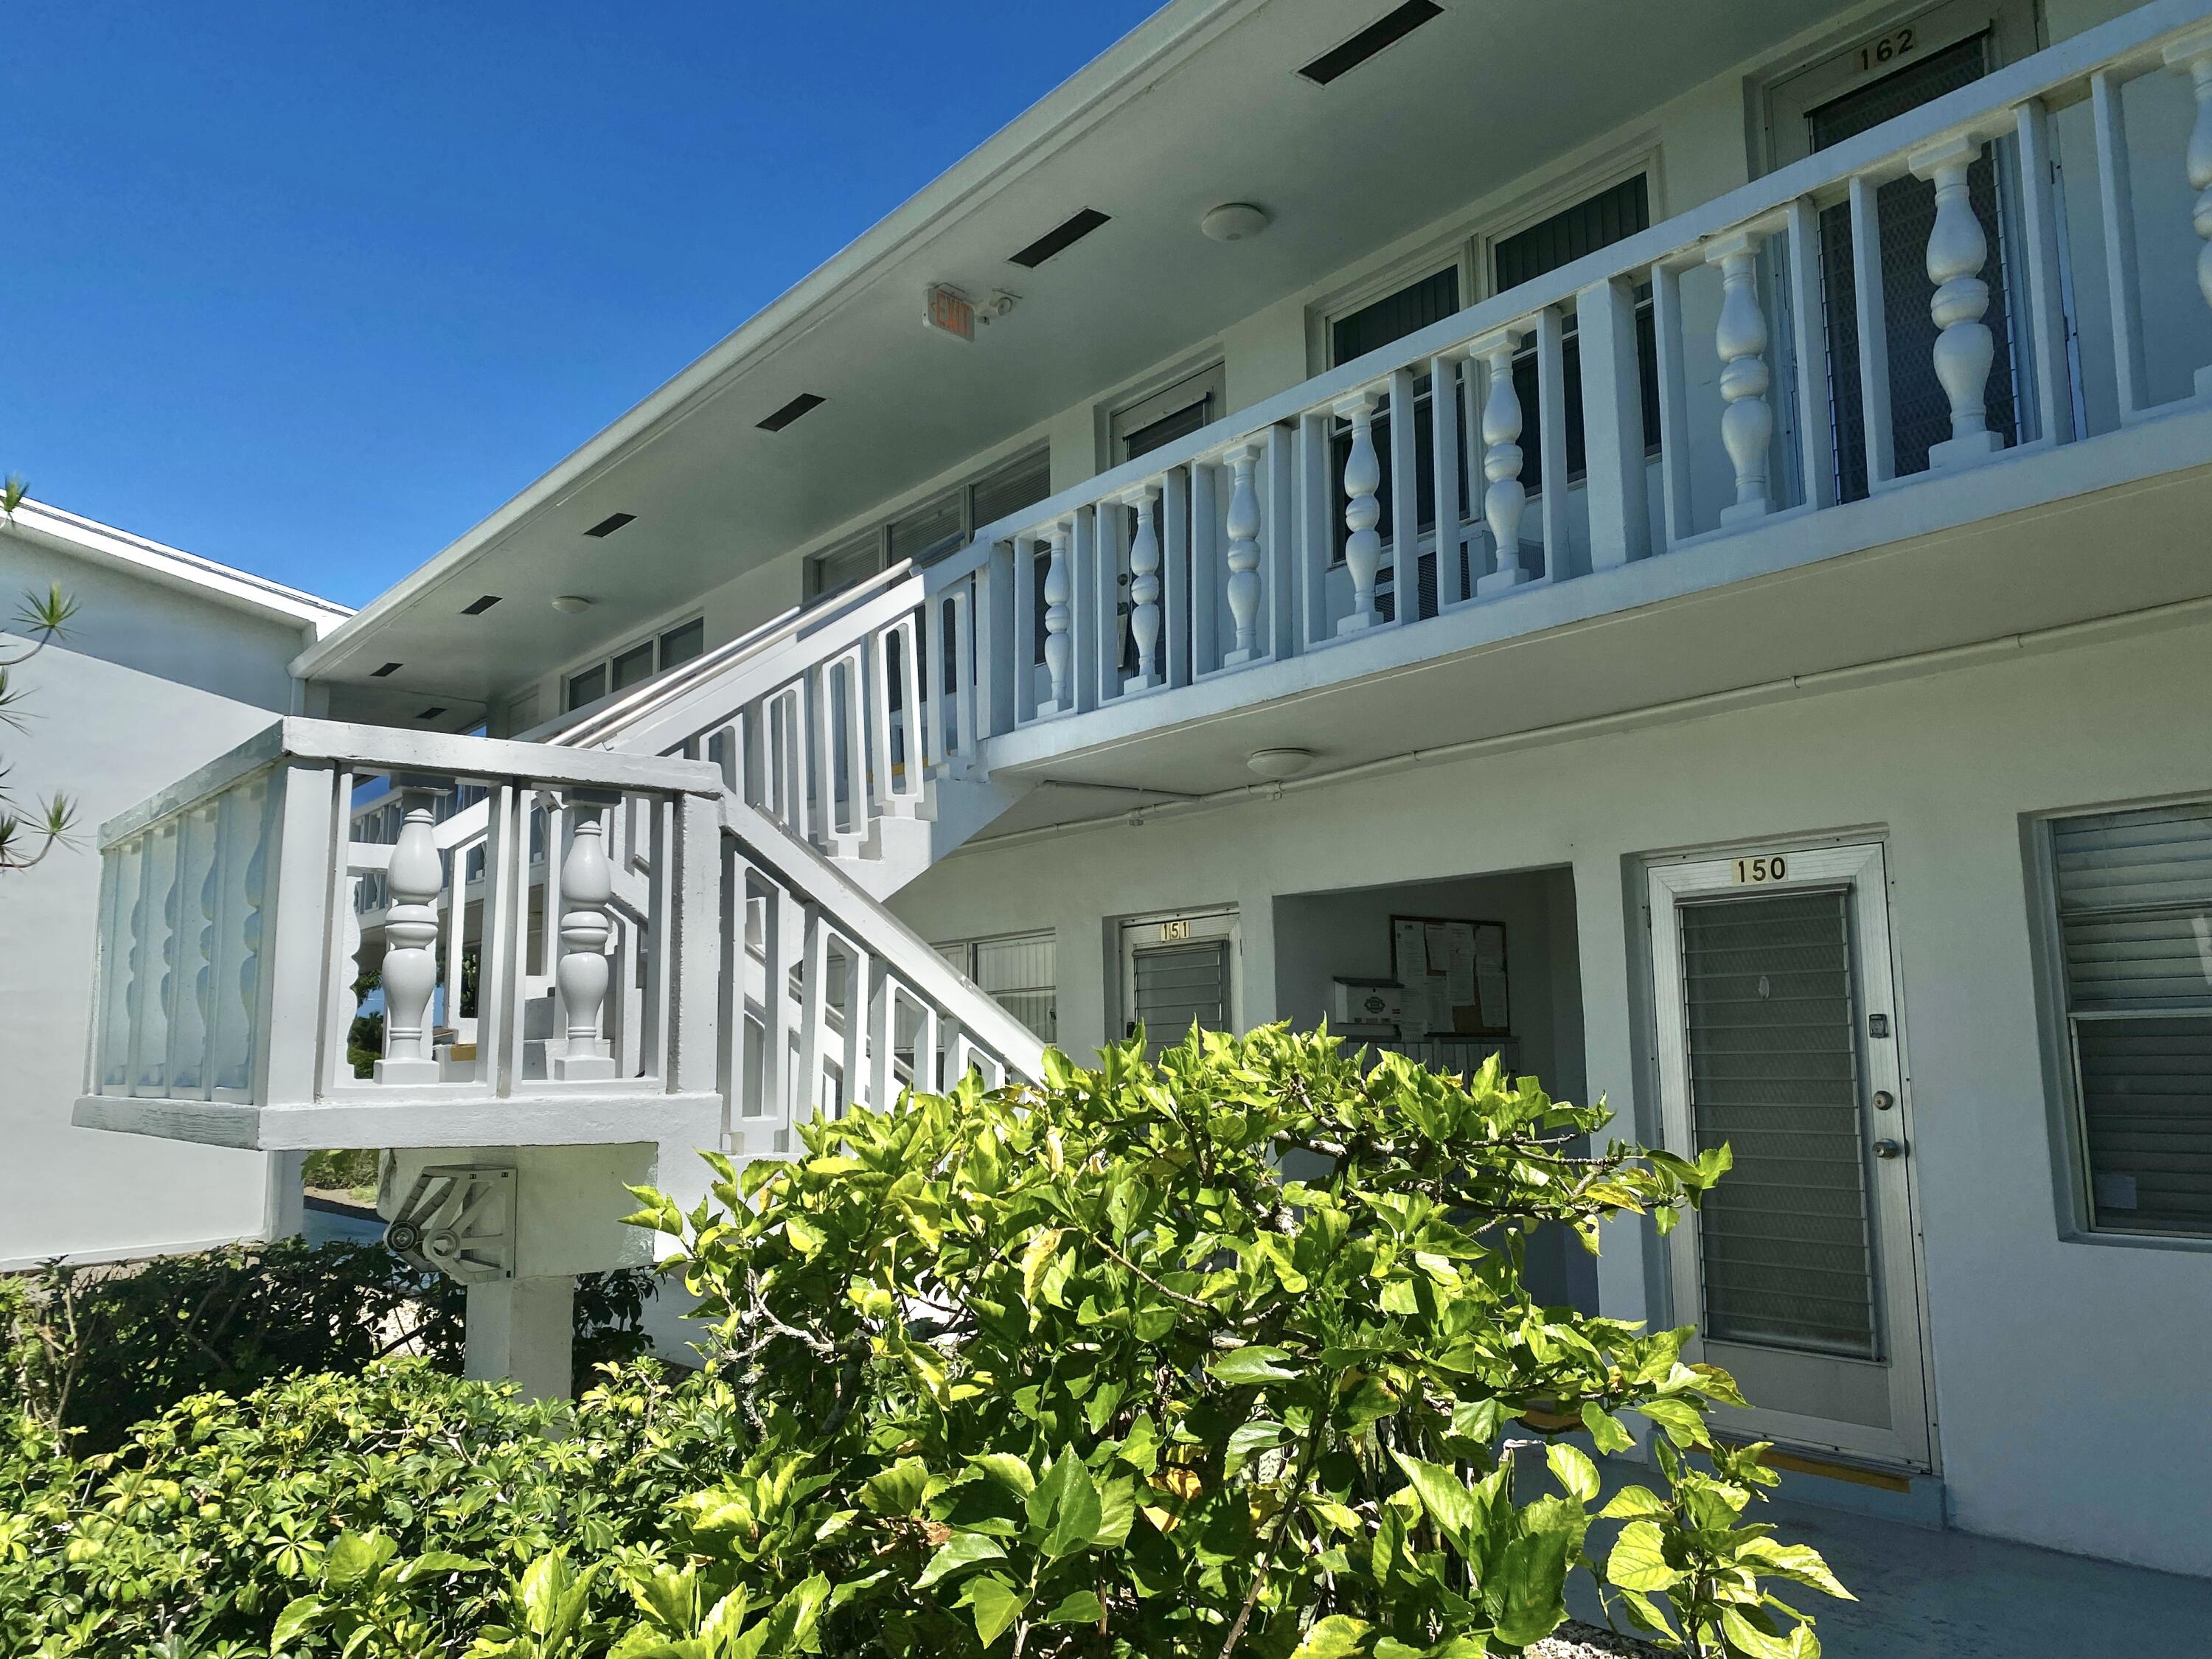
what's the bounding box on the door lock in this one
[1873,1138,1905,1160]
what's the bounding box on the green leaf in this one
[1041,1590,1105,1625]
[972,1453,1037,1497]
[396,1550,488,1582]
[1387,1450,1478,1545]
[1599,1484,1669,1520]
[1027,1449,1103,1558]
[956,1574,1026,1647]
[1720,1606,1802,1658]
[1021,1228,1066,1310]
[1581,1403,1636,1454]
[270,1596,326,1646]
[860,1457,931,1517]
[322,1529,395,1589]
[1340,1372,1399,1427]
[1546,1441,1600,1504]
[1605,1520,1685,1592]
[916,1531,1006,1589]
[1635,1397,1710,1448]
[1208,1345,1299,1385]
[1291,1613,1373,1659]
[1739,1538,1853,1599]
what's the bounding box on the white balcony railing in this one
[860,0,2212,748]
[75,720,728,1151]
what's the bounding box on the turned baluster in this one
[1704,231,1775,518]
[1910,136,2005,467]
[1335,393,1382,634]
[1223,446,1264,664]
[552,793,619,1081]
[375,783,446,1084]
[1127,485,1164,686]
[1040,522,1073,713]
[2166,30,2212,399]
[1472,328,1531,594]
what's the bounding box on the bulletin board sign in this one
[1389,915,1510,1038]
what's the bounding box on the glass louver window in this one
[937,931,1057,1043]
[2048,801,2212,1237]
[1678,889,1879,1357]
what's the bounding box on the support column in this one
[465,1276,577,1402]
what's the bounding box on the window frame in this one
[560,612,709,714]
[804,444,1054,601]
[934,927,1058,1044]
[2027,794,2212,1252]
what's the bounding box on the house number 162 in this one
[1857,27,1916,72]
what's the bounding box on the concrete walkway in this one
[1750,1498,2212,1656]
[1567,1492,2212,1655]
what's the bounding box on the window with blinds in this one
[936,931,1057,1043]
[2048,801,2212,1238]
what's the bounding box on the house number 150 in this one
[1733,855,1789,885]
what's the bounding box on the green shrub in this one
[624,1026,1851,1657]
[302,1148,382,1192]
[0,1028,1849,1658]
[0,1239,657,1451]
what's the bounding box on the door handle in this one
[1873,1138,1905,1160]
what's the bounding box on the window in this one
[1332,265,1461,365]
[805,446,1053,599]
[2044,800,2212,1239]
[563,616,708,712]
[1492,173,1663,487]
[936,930,1057,1043]
[1110,365,1225,464]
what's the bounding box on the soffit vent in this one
[461,594,501,615]
[417,706,448,720]
[1009,208,1110,269]
[757,393,825,433]
[1298,0,1444,86]
[584,512,636,538]
[371,661,403,678]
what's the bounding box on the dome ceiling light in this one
[1201,203,1270,243]
[1247,746,1315,780]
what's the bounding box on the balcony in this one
[877,0,2212,821]
[72,719,729,1154]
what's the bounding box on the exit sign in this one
[924,284,975,342]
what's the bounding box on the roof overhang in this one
[297,0,1847,714]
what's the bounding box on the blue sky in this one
[9,3,1163,608]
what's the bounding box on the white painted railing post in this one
[1471,327,1531,594]
[1910,136,2005,467]
[1223,445,1264,665]
[2166,26,2212,399]
[1040,521,1073,714]
[1705,231,1774,521]
[1128,484,1164,687]
[552,792,619,1081]
[375,783,445,1085]
[1335,392,1382,635]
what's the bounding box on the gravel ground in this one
[1528,1621,1664,1658]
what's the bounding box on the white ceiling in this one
[314,0,1846,717]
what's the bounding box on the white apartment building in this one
[65,0,2212,1581]
[0,502,346,1267]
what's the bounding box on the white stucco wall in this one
[0,529,319,1267]
[890,612,2212,1577]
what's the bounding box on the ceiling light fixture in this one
[552,594,594,614]
[1201,203,1269,243]
[1247,747,1315,780]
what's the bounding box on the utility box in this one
[1332,977,1405,1029]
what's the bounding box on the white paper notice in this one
[1444,929,1477,1007]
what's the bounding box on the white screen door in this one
[1649,843,1931,1468]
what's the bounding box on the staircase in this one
[73,549,1045,1165]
